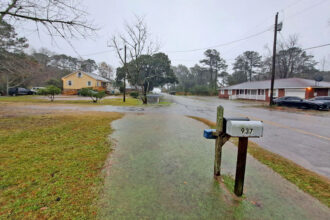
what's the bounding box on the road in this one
[164,95,330,178]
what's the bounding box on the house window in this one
[87,81,92,86]
[220,90,224,94]
[260,89,265,95]
[97,81,100,86]
[77,72,82,78]
[228,90,232,95]
[268,89,277,97]
[68,80,72,86]
[251,90,257,95]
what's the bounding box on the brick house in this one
[218,78,330,101]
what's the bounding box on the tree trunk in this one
[6,74,9,96]
[142,86,147,104]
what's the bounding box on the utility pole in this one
[123,45,127,102]
[270,12,280,106]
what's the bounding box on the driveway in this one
[98,113,329,219]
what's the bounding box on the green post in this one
[214,106,224,176]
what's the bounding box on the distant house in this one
[61,71,111,95]
[218,78,330,101]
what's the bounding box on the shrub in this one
[90,90,106,103]
[79,87,93,96]
[130,91,139,99]
[37,85,61,101]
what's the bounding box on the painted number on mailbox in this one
[226,121,263,138]
[241,128,253,135]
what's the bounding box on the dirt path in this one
[98,114,330,219]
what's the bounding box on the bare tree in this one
[110,16,159,103]
[0,0,96,39]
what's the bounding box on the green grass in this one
[187,115,330,207]
[0,95,172,107]
[0,112,123,219]
[222,175,235,193]
[0,95,143,106]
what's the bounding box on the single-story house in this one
[61,71,111,95]
[218,78,330,101]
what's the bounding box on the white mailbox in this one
[226,120,263,138]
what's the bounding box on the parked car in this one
[30,87,45,93]
[8,87,36,96]
[308,96,330,110]
[274,96,328,110]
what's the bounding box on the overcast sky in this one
[21,0,330,71]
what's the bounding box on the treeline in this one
[0,21,113,95]
[171,36,330,95]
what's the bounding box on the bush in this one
[130,91,139,99]
[37,85,61,101]
[90,90,106,103]
[79,88,93,96]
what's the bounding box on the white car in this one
[30,87,45,93]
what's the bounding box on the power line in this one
[285,0,327,20]
[302,43,330,51]
[165,27,272,53]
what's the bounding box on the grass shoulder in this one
[187,115,330,207]
[0,111,123,218]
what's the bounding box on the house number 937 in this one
[241,128,253,135]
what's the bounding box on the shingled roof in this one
[62,71,110,82]
[222,78,330,90]
[83,72,110,82]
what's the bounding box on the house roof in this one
[222,78,330,90]
[62,71,110,82]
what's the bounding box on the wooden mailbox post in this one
[203,105,263,197]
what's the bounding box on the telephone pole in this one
[123,45,127,102]
[270,12,280,106]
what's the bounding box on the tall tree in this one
[261,36,318,79]
[117,53,177,103]
[172,64,194,93]
[276,36,317,78]
[0,21,30,94]
[80,59,97,73]
[200,49,227,89]
[98,62,113,80]
[233,51,262,81]
[226,71,247,86]
[110,16,159,103]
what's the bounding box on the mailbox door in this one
[226,121,263,138]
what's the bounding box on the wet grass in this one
[187,115,330,208]
[222,175,235,193]
[0,112,123,219]
[0,96,172,107]
[0,95,142,106]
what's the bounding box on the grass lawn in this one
[0,95,143,106]
[0,95,171,107]
[0,111,123,219]
[187,115,330,208]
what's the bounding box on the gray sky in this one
[22,0,330,71]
